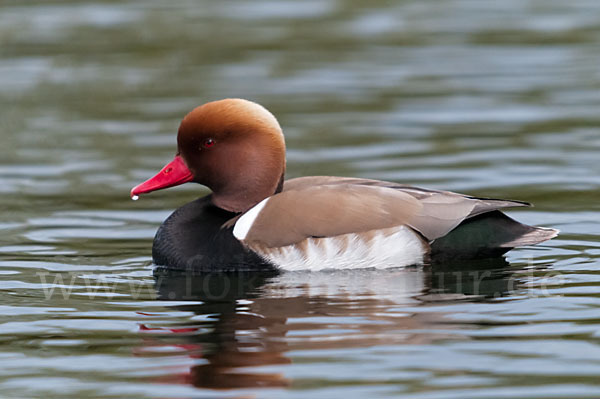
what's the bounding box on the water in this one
[1,0,599,398]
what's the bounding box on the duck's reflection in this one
[148,270,290,389]
[145,259,513,390]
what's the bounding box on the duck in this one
[131,98,558,271]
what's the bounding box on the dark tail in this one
[430,210,558,261]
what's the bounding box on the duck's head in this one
[131,98,286,213]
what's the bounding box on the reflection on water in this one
[146,261,522,391]
[1,0,600,397]
[152,271,290,389]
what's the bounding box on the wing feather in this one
[239,184,423,247]
[232,176,551,255]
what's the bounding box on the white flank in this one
[247,225,427,271]
[233,197,270,240]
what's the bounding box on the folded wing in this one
[233,176,557,260]
[233,177,517,247]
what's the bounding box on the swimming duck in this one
[131,99,558,271]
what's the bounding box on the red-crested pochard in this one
[131,99,558,271]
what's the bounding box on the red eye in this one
[203,138,216,149]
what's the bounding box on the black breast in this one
[152,196,275,271]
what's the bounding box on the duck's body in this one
[132,99,558,271]
[152,196,271,271]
